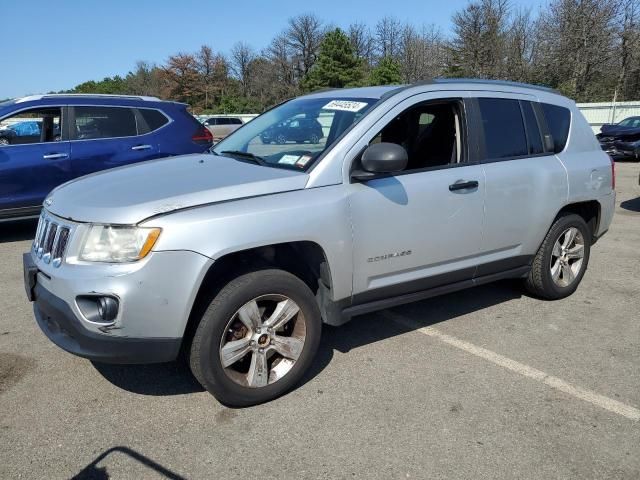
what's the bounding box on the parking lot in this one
[0,162,638,479]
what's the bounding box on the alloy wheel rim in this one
[219,294,306,388]
[550,227,585,287]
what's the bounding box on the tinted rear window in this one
[139,108,169,132]
[74,106,137,139]
[521,101,544,155]
[478,98,528,160]
[541,103,571,153]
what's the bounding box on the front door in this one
[0,106,72,212]
[348,96,486,304]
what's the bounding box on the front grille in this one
[33,213,72,267]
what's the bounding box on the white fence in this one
[577,101,640,133]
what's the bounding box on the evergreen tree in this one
[368,56,402,85]
[302,28,364,91]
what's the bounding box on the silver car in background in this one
[24,80,615,406]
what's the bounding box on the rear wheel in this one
[189,269,321,407]
[525,213,591,299]
[309,133,320,144]
[275,134,286,145]
[0,138,9,146]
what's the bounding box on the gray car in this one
[24,80,616,406]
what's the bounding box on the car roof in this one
[2,94,187,110]
[300,78,564,101]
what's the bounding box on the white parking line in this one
[380,311,640,421]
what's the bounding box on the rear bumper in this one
[32,281,181,364]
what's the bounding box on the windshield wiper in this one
[219,150,265,165]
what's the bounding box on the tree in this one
[400,24,447,82]
[124,61,164,97]
[368,56,402,85]
[161,53,201,105]
[450,0,511,79]
[349,22,375,65]
[285,13,325,80]
[301,28,364,90]
[375,16,403,58]
[534,0,619,101]
[231,42,256,96]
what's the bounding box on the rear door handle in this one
[43,153,68,160]
[449,180,479,191]
[131,144,152,151]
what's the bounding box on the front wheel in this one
[525,213,591,299]
[189,269,321,407]
[309,133,320,144]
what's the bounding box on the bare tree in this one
[375,16,403,58]
[231,42,256,96]
[534,0,619,101]
[349,22,375,64]
[400,24,446,82]
[285,13,324,79]
[450,0,511,78]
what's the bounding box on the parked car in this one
[203,116,243,143]
[24,80,615,407]
[0,94,213,221]
[260,116,324,144]
[596,116,640,160]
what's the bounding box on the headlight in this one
[80,225,161,262]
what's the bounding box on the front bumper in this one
[24,246,212,364]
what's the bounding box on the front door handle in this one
[43,153,68,160]
[131,144,152,151]
[449,180,479,191]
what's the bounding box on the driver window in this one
[369,100,464,171]
[0,107,62,146]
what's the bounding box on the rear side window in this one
[138,108,169,132]
[478,98,528,160]
[74,106,137,140]
[521,101,544,155]
[230,118,243,125]
[541,103,571,153]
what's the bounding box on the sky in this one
[1,0,546,99]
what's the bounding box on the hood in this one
[599,123,640,138]
[46,154,309,224]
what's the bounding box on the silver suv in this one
[24,80,616,407]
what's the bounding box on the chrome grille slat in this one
[32,213,73,267]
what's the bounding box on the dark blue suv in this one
[0,94,213,221]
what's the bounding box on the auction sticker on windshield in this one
[279,154,300,165]
[323,100,369,112]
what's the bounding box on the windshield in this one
[213,96,378,170]
[618,117,640,127]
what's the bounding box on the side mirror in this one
[352,142,408,181]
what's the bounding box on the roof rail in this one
[425,78,561,95]
[15,93,161,103]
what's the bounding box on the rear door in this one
[69,105,161,178]
[0,106,71,212]
[474,95,568,275]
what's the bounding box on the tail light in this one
[610,155,616,190]
[192,126,213,144]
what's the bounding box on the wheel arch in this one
[181,241,334,353]
[554,200,601,242]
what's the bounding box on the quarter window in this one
[541,103,571,153]
[138,108,169,132]
[478,98,528,160]
[74,106,137,140]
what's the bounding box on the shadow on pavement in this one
[0,218,38,243]
[620,196,640,212]
[72,446,187,480]
[92,360,205,396]
[92,280,522,399]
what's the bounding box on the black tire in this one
[189,269,321,407]
[275,134,286,145]
[525,213,591,300]
[309,133,320,144]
